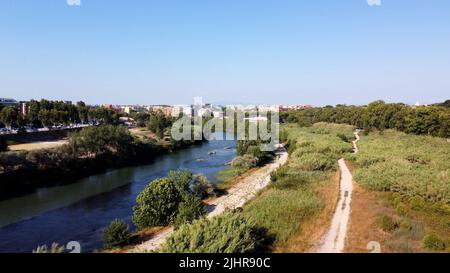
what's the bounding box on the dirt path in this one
[9,140,68,151]
[316,131,360,253]
[131,144,288,253]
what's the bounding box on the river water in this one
[0,135,236,253]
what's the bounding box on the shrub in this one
[102,219,131,249]
[399,219,412,231]
[33,243,65,253]
[379,215,399,232]
[270,166,287,182]
[133,178,182,229]
[297,153,335,171]
[173,195,207,228]
[337,133,350,143]
[160,212,269,253]
[231,155,259,171]
[396,203,409,216]
[422,231,446,251]
[191,174,214,199]
[409,196,426,210]
[133,170,210,230]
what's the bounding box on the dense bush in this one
[173,195,207,228]
[102,219,131,249]
[236,140,274,164]
[231,154,259,171]
[353,130,450,203]
[296,153,335,171]
[133,178,182,229]
[160,212,269,253]
[379,215,399,232]
[133,170,209,230]
[68,125,134,157]
[191,174,214,199]
[422,231,446,251]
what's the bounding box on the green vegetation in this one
[351,130,450,203]
[102,219,131,250]
[133,177,183,229]
[0,99,120,130]
[243,123,354,248]
[160,212,270,253]
[191,174,215,199]
[236,140,274,165]
[282,100,450,138]
[379,215,399,232]
[215,168,242,185]
[132,170,208,230]
[173,195,208,228]
[346,128,450,252]
[146,110,174,138]
[0,125,162,199]
[0,106,18,128]
[422,231,446,251]
[68,125,134,157]
[0,124,205,199]
[231,154,259,173]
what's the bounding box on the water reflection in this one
[0,134,236,252]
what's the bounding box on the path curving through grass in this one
[317,131,360,253]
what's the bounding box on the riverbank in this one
[0,133,237,253]
[0,125,204,200]
[119,144,288,253]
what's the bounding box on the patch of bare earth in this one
[344,182,389,252]
[277,171,340,253]
[345,161,425,253]
[9,140,68,151]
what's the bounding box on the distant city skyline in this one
[1,1,449,106]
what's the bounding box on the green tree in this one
[68,125,133,157]
[38,109,53,127]
[76,101,89,123]
[133,178,182,229]
[0,107,18,128]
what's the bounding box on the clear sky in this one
[1,0,449,106]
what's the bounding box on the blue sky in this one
[1,0,449,106]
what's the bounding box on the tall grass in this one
[352,130,450,204]
[243,123,354,248]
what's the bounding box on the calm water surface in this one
[0,134,236,252]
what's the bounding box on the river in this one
[0,134,236,253]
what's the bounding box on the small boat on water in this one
[195,157,204,162]
[223,146,231,150]
[208,150,217,155]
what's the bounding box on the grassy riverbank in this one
[241,123,355,251]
